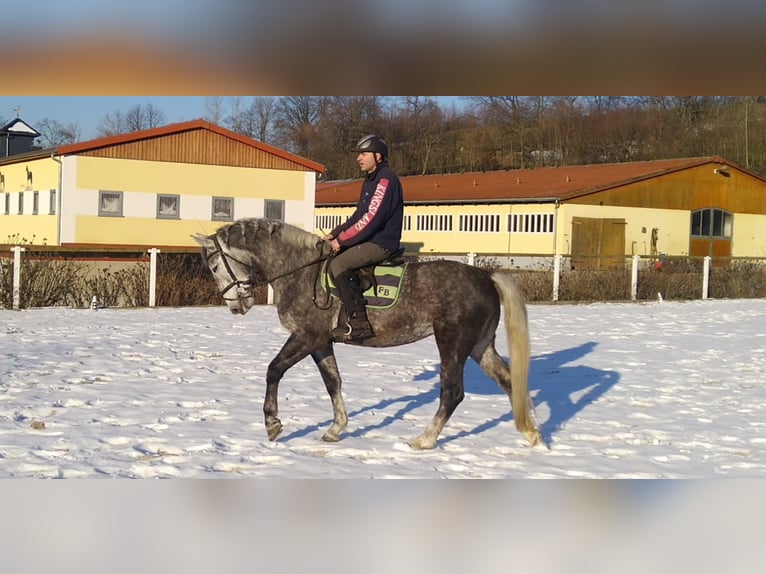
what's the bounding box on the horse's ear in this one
[192,233,213,248]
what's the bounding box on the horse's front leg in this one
[311,344,348,442]
[264,333,313,441]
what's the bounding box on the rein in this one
[210,236,329,302]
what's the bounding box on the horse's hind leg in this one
[311,344,348,442]
[409,355,466,450]
[474,342,539,444]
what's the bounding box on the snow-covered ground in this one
[1,298,765,478]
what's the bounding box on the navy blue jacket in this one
[331,162,404,253]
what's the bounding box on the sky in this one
[0,96,213,141]
[0,96,465,143]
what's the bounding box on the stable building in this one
[315,157,766,267]
[0,119,324,251]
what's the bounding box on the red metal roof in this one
[57,119,326,173]
[316,156,743,205]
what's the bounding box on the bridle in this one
[208,236,330,304]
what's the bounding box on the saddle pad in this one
[323,262,408,309]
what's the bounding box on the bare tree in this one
[204,96,227,125]
[36,118,82,147]
[97,103,167,136]
[228,97,278,142]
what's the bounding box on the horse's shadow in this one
[280,341,619,446]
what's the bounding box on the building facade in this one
[315,157,766,267]
[0,120,324,250]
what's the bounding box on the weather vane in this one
[12,106,21,117]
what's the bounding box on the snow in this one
[1,298,765,478]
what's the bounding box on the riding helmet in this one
[354,135,388,158]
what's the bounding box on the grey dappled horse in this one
[194,218,541,450]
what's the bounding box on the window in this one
[212,196,234,221]
[99,190,124,217]
[691,208,732,238]
[459,214,501,233]
[49,190,56,215]
[416,214,453,232]
[4,193,9,215]
[18,192,23,215]
[32,191,39,215]
[315,214,344,232]
[264,199,285,221]
[402,214,412,232]
[157,194,180,219]
[508,213,554,234]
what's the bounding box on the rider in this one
[323,135,404,341]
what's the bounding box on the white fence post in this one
[631,255,640,301]
[11,246,25,310]
[552,254,561,302]
[267,285,274,305]
[148,248,160,307]
[702,256,711,300]
[467,252,476,266]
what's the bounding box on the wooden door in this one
[571,217,626,269]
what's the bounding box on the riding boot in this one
[332,271,374,342]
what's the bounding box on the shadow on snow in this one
[280,341,619,447]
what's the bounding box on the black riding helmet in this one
[354,135,388,159]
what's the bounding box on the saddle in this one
[323,248,408,309]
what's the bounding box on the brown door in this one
[690,238,731,267]
[571,217,626,269]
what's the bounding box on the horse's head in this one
[193,226,257,315]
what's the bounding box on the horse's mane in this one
[229,218,321,252]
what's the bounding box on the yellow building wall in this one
[557,204,693,257]
[75,156,306,199]
[731,213,766,257]
[315,203,558,255]
[68,157,310,246]
[0,157,60,244]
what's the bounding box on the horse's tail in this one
[490,272,541,446]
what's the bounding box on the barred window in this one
[265,199,285,221]
[157,194,180,219]
[315,214,344,232]
[99,190,123,217]
[508,213,554,234]
[18,192,23,215]
[49,190,56,215]
[32,191,39,215]
[416,214,453,232]
[212,197,234,221]
[4,192,10,215]
[402,214,412,232]
[459,214,500,233]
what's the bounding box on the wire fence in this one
[2,246,765,309]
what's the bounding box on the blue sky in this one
[0,97,465,143]
[0,97,211,140]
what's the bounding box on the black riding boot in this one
[332,271,374,342]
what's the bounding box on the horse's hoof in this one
[408,436,437,450]
[524,429,542,447]
[266,420,283,441]
[321,432,340,443]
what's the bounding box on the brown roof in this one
[316,156,743,205]
[56,119,325,173]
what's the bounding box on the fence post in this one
[702,256,711,300]
[631,255,640,301]
[552,254,561,302]
[11,246,25,310]
[467,252,476,266]
[148,248,160,307]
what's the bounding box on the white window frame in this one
[264,199,285,221]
